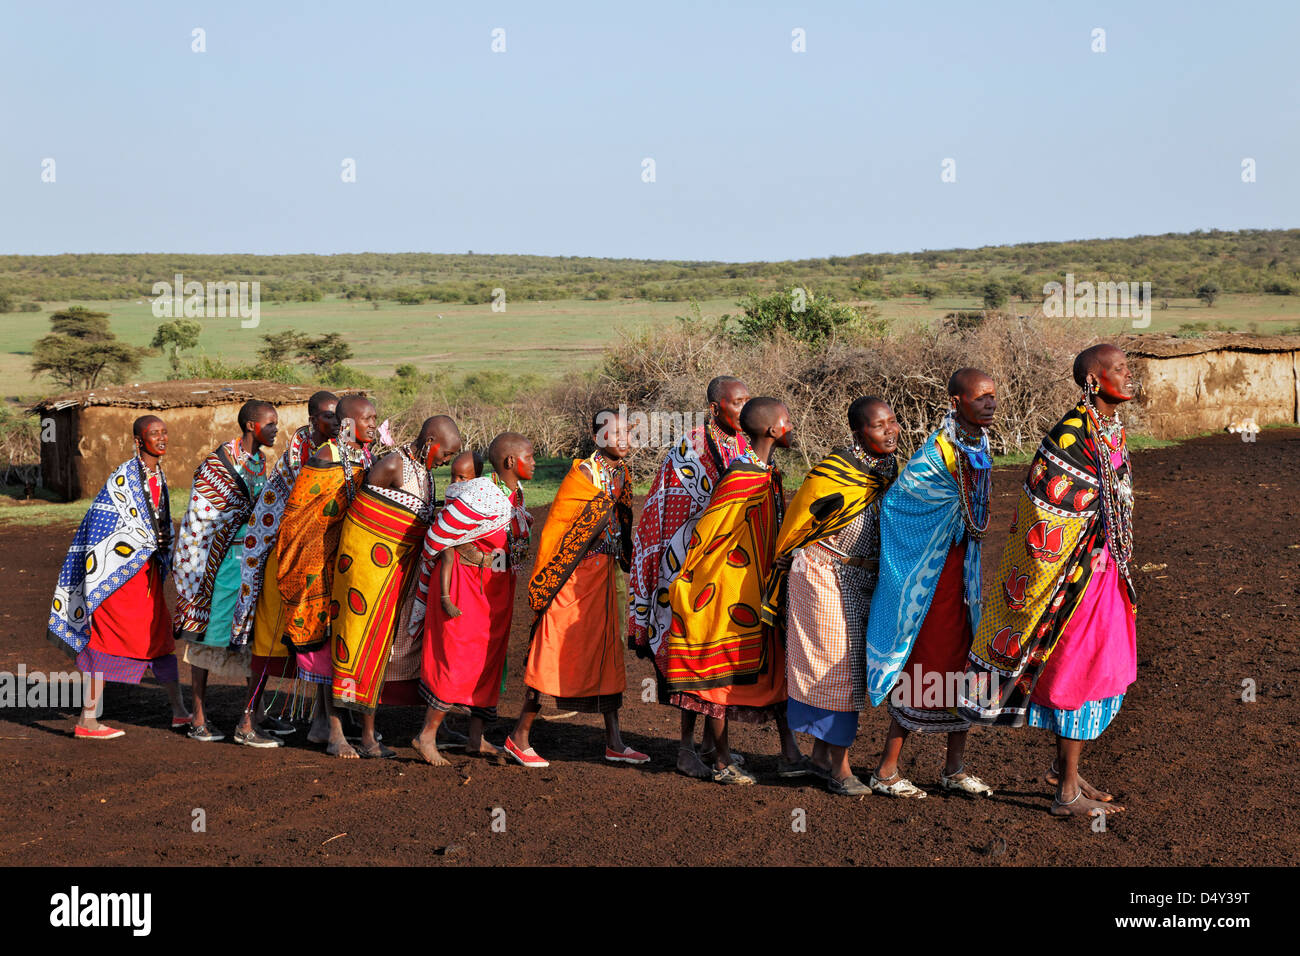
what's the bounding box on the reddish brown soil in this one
[1,430,1297,866]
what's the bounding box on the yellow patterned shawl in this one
[664,462,782,692]
[760,449,893,626]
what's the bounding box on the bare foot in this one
[1046,764,1114,802]
[413,732,450,766]
[466,739,502,758]
[676,747,711,779]
[1051,788,1125,817]
[307,723,330,745]
[327,736,359,759]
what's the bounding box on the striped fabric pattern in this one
[425,477,512,553]
[75,645,179,685]
[1026,693,1125,740]
[413,477,512,608]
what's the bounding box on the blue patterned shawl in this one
[47,458,171,656]
[865,429,984,705]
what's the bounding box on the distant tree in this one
[982,279,1008,311]
[259,329,307,364]
[0,292,12,313]
[1007,276,1034,302]
[151,318,202,372]
[1195,281,1220,307]
[920,285,939,303]
[297,333,353,373]
[30,306,145,389]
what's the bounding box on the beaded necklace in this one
[334,440,371,503]
[492,472,531,567]
[1082,391,1134,576]
[134,454,169,553]
[136,454,165,515]
[942,411,991,540]
[588,449,617,494]
[707,417,743,464]
[740,445,769,470]
[850,440,896,477]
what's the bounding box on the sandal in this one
[700,747,745,767]
[940,765,994,797]
[712,763,757,786]
[776,754,816,778]
[358,743,396,759]
[187,723,225,743]
[260,714,296,736]
[233,727,283,749]
[869,771,927,799]
[828,773,871,796]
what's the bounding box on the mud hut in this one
[30,380,365,501]
[1115,332,1300,438]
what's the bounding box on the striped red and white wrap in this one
[407,477,514,633]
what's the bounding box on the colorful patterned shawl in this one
[527,457,633,622]
[231,426,316,646]
[663,461,783,692]
[959,404,1135,725]
[329,485,428,713]
[760,449,894,627]
[627,420,748,662]
[275,456,365,651]
[172,439,260,639]
[864,429,987,706]
[409,476,516,632]
[48,458,171,656]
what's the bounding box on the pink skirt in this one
[1030,544,1136,711]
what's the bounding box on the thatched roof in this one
[1116,332,1300,359]
[29,380,366,413]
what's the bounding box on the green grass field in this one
[6,291,1299,404]
[0,296,739,401]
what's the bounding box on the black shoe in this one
[261,714,296,736]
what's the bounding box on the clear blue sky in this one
[2,0,1297,261]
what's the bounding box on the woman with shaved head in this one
[48,416,190,738]
[961,344,1138,819]
[865,369,998,799]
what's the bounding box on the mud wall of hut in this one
[47,403,311,500]
[1131,348,1299,439]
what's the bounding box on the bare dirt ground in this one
[1,429,1297,866]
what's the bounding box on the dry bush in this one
[590,309,1099,474]
[385,309,1102,476]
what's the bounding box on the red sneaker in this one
[605,745,650,765]
[75,724,125,740]
[504,737,549,768]
[171,716,193,729]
